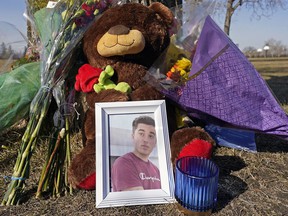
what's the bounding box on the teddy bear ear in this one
[149,2,174,27]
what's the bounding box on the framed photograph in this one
[95,100,175,208]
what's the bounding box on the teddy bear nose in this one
[108,25,130,35]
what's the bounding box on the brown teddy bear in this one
[68,2,215,189]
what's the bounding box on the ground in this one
[0,57,288,215]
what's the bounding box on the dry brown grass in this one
[1,58,288,215]
[0,59,14,74]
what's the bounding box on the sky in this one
[0,1,28,52]
[227,7,288,50]
[0,0,287,51]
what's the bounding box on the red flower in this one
[75,64,102,93]
[81,3,95,16]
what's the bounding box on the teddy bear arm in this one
[130,83,164,101]
[112,62,148,90]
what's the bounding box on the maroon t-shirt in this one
[111,152,161,192]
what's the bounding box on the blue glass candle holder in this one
[175,156,219,212]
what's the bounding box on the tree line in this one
[242,38,288,58]
[0,42,26,59]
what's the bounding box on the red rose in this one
[82,3,95,16]
[74,64,102,93]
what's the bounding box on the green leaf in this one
[0,62,41,131]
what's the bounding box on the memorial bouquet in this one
[2,0,115,205]
[148,1,288,142]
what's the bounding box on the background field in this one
[0,58,288,215]
[0,59,14,74]
[250,57,288,112]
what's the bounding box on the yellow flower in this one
[180,69,186,76]
[166,57,192,82]
[175,57,192,71]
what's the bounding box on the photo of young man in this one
[111,115,161,192]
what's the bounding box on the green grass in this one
[249,57,288,74]
[249,57,288,113]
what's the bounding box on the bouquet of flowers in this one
[150,1,288,143]
[1,0,115,205]
[146,0,211,99]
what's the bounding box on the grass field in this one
[0,57,288,215]
[250,57,288,112]
[250,57,288,77]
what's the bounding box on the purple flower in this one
[74,16,88,27]
[95,1,107,10]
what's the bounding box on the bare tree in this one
[224,0,287,35]
[265,38,287,57]
[242,46,257,57]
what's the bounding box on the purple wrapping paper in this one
[165,16,288,139]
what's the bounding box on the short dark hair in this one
[132,116,155,133]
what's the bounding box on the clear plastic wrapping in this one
[146,1,216,101]
[0,21,39,132]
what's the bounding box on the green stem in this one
[1,92,51,205]
[64,116,73,194]
[36,129,64,198]
[55,165,61,197]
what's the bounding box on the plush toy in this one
[68,2,215,190]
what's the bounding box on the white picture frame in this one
[95,100,175,208]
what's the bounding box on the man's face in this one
[132,123,157,157]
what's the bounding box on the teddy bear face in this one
[97,24,146,57]
[83,3,173,69]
